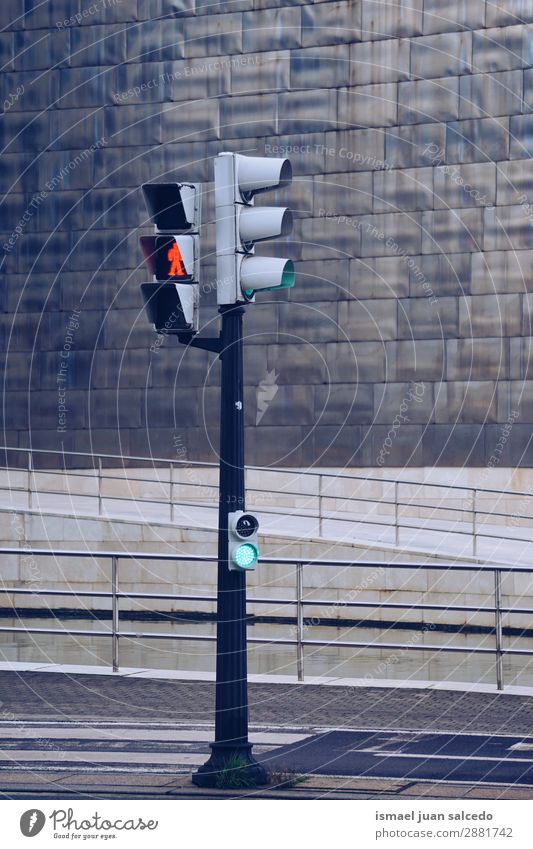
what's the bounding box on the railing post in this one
[112,555,119,673]
[472,489,477,558]
[98,457,103,516]
[27,451,32,511]
[494,568,504,691]
[394,481,399,547]
[170,462,174,523]
[318,475,323,537]
[296,561,304,682]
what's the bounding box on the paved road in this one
[260,729,533,786]
[2,720,531,788]
[2,671,533,798]
[3,721,533,800]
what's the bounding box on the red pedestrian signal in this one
[140,236,193,280]
[167,241,186,277]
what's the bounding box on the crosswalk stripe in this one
[0,751,208,766]
[0,763,195,775]
[355,749,533,764]
[0,728,308,745]
[0,722,312,774]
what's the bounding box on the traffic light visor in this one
[237,155,292,198]
[142,183,196,231]
[240,257,295,292]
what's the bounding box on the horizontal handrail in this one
[6,479,533,547]
[0,546,525,570]
[6,488,533,552]
[3,446,533,566]
[7,467,530,520]
[1,443,531,500]
[0,626,515,654]
[2,587,532,616]
[0,546,532,690]
[2,445,533,576]
[0,547,216,561]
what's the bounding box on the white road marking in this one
[354,749,533,765]
[0,763,193,775]
[319,727,533,740]
[0,750,207,766]
[0,727,308,745]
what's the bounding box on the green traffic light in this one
[233,543,259,570]
[280,260,295,288]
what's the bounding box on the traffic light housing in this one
[228,511,259,571]
[142,182,200,233]
[140,281,196,332]
[139,182,201,335]
[214,153,294,305]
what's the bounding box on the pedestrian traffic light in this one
[214,153,294,305]
[139,182,201,335]
[228,511,259,571]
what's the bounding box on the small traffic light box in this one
[228,511,259,571]
[139,182,201,335]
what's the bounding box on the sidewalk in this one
[2,669,533,732]
[1,669,533,799]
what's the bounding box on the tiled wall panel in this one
[2,0,533,467]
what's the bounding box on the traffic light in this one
[139,182,201,335]
[228,511,259,571]
[214,153,294,305]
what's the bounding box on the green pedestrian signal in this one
[228,512,260,571]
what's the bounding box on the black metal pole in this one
[192,304,268,788]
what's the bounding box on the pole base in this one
[192,742,269,789]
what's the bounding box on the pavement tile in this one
[0,771,74,785]
[398,783,470,798]
[57,773,180,787]
[465,786,533,799]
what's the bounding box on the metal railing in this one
[0,546,532,690]
[1,445,533,560]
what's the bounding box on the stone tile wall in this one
[1,0,533,468]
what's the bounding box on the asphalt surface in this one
[259,729,533,786]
